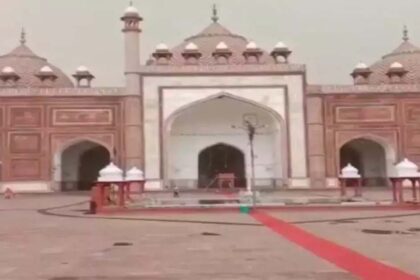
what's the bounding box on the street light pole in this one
[232,120,262,206]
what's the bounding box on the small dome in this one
[246,41,258,49]
[340,163,361,178]
[342,163,358,173]
[98,162,124,182]
[395,158,418,169]
[355,62,368,69]
[394,158,419,177]
[156,43,169,51]
[124,5,139,16]
[125,167,144,181]
[275,41,287,48]
[2,66,15,73]
[390,62,404,69]
[216,41,228,50]
[76,65,89,72]
[185,42,198,50]
[40,65,53,73]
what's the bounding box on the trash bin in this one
[239,205,250,214]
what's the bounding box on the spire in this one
[403,25,409,42]
[211,4,219,23]
[20,28,26,45]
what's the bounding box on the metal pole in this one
[250,136,256,206]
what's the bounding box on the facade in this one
[0,5,419,192]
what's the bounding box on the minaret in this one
[120,2,144,169]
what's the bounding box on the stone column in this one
[306,96,327,188]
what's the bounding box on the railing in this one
[165,178,287,191]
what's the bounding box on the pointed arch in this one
[163,92,288,188]
[339,135,396,186]
[198,142,246,188]
[53,138,111,191]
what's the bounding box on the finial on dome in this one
[403,25,409,42]
[211,4,219,23]
[20,28,26,45]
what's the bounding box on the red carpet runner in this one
[251,210,419,280]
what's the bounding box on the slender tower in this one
[121,2,143,169]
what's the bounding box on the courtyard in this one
[1,193,420,279]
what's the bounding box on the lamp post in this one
[232,116,266,206]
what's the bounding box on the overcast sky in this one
[0,0,418,86]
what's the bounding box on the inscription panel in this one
[8,107,42,128]
[9,133,42,154]
[335,105,395,123]
[51,108,114,126]
[9,158,41,179]
[405,129,420,154]
[404,105,420,123]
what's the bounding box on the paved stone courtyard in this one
[1,193,420,279]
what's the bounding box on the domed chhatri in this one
[0,30,73,88]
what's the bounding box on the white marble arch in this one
[163,93,288,188]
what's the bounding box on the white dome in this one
[40,66,53,73]
[125,167,144,181]
[275,41,287,48]
[124,5,139,15]
[340,163,361,178]
[76,65,89,72]
[390,62,403,69]
[355,62,368,69]
[216,41,228,50]
[246,41,258,49]
[342,163,358,172]
[396,158,418,169]
[395,158,419,177]
[98,162,124,182]
[185,42,198,51]
[2,66,15,73]
[156,43,169,51]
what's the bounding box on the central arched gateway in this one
[198,143,246,188]
[164,94,288,189]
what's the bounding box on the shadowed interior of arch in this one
[340,138,388,187]
[198,143,246,188]
[60,140,110,191]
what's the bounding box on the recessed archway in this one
[198,143,246,188]
[60,140,110,191]
[339,138,388,186]
[163,94,287,189]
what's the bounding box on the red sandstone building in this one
[0,4,419,192]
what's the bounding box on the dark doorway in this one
[61,141,110,191]
[340,138,387,186]
[198,143,246,188]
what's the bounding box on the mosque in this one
[0,3,419,192]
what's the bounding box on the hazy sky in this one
[1,0,419,86]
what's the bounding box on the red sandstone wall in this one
[320,94,420,177]
[0,96,123,182]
